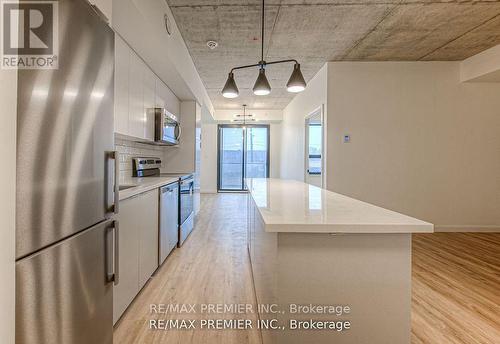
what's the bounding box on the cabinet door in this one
[89,0,112,24]
[114,36,129,135]
[143,65,156,141]
[138,190,159,289]
[113,197,139,324]
[159,184,179,264]
[128,51,144,139]
[154,75,166,109]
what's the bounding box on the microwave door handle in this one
[175,123,182,142]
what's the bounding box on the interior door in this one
[16,220,115,344]
[218,125,270,191]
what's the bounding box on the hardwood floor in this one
[114,193,500,344]
[114,193,261,344]
[412,233,500,344]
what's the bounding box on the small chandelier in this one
[232,104,255,127]
[222,0,306,99]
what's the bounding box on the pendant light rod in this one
[243,104,247,126]
[261,0,264,62]
[230,59,299,73]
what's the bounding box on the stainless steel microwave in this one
[151,108,181,145]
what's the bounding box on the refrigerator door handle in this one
[106,220,120,285]
[114,151,120,214]
[113,220,120,285]
[106,151,120,214]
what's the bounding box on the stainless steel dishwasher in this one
[159,182,179,265]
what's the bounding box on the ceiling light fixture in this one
[222,72,239,98]
[232,104,253,128]
[221,0,306,98]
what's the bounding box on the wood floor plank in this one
[412,233,500,344]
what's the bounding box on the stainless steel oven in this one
[151,108,181,145]
[179,174,194,246]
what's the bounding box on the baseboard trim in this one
[434,225,500,233]
[201,189,218,194]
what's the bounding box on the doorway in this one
[217,124,270,192]
[305,108,323,188]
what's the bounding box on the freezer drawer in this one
[159,182,179,264]
[16,219,118,344]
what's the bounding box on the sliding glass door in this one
[218,124,270,191]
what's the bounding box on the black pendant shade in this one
[253,68,271,96]
[286,63,306,93]
[222,72,239,98]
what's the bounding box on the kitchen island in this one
[245,178,433,344]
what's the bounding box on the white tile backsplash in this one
[115,138,165,179]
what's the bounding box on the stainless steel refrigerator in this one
[15,0,118,343]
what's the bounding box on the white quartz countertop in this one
[119,176,179,201]
[246,178,434,233]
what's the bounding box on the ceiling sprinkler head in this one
[206,40,218,50]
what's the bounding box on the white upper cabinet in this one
[89,0,112,25]
[113,37,180,142]
[154,75,167,110]
[155,76,180,116]
[114,36,129,135]
[128,51,145,139]
[142,66,156,141]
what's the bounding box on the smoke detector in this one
[206,40,218,50]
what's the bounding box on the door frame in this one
[304,105,325,188]
[217,124,270,192]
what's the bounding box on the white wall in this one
[269,123,282,179]
[461,44,500,82]
[326,62,500,230]
[0,70,17,344]
[280,64,328,182]
[200,122,218,193]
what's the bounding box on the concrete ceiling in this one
[166,0,500,110]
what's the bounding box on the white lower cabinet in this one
[138,190,159,288]
[113,189,159,324]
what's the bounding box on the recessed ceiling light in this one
[206,40,218,50]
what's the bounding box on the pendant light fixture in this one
[232,104,255,127]
[221,0,306,98]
